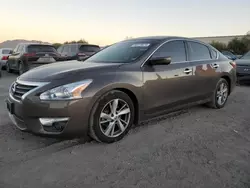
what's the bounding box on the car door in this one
[142,40,194,116]
[13,44,24,70]
[186,41,220,99]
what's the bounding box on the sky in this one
[0,0,250,45]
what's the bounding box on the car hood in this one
[18,60,123,81]
[235,59,250,65]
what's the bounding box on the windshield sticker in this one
[131,43,151,48]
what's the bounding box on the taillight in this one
[1,56,8,60]
[230,61,236,68]
[23,53,35,57]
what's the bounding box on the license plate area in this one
[37,57,55,63]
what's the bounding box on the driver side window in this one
[13,45,20,53]
[152,40,187,63]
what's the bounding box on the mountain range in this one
[0,39,50,49]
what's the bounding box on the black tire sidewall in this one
[214,78,229,109]
[90,90,135,143]
[19,62,24,75]
[6,62,11,73]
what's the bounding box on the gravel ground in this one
[0,72,250,188]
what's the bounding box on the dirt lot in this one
[0,71,250,188]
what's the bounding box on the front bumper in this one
[6,84,93,137]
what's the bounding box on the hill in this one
[0,39,50,49]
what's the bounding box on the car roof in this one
[126,36,189,41]
[64,43,100,47]
[18,43,52,46]
[124,36,213,47]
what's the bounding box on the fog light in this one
[39,118,69,126]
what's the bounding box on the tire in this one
[6,61,12,73]
[18,62,26,75]
[89,90,135,143]
[206,78,229,109]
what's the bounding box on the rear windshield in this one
[79,45,100,53]
[240,51,250,59]
[27,45,57,53]
[2,49,13,54]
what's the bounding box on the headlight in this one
[40,80,92,100]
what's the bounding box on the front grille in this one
[11,82,37,100]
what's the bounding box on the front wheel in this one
[206,78,229,109]
[89,90,135,143]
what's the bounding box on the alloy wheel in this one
[99,99,131,138]
[216,82,228,106]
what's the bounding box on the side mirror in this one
[149,56,171,65]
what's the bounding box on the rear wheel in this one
[6,61,12,73]
[89,90,135,143]
[206,78,229,109]
[18,62,26,75]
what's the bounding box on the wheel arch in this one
[221,75,231,95]
[89,84,141,125]
[114,88,139,125]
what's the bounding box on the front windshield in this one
[86,40,157,63]
[241,51,250,59]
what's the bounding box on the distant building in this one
[192,35,244,45]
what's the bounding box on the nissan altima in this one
[6,36,237,143]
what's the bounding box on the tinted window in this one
[62,45,70,54]
[18,45,24,52]
[57,46,63,53]
[211,49,217,59]
[2,49,13,54]
[70,45,79,53]
[241,51,250,59]
[79,45,100,53]
[13,45,19,53]
[27,45,56,53]
[86,40,158,63]
[152,41,186,62]
[188,42,211,61]
[222,51,230,56]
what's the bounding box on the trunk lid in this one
[26,45,60,64]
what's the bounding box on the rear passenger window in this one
[152,41,186,63]
[13,45,19,53]
[62,45,70,54]
[2,49,13,54]
[188,42,211,61]
[211,49,217,59]
[57,46,63,53]
[18,45,24,52]
[70,45,78,53]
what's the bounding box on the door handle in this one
[212,64,219,69]
[184,68,192,74]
